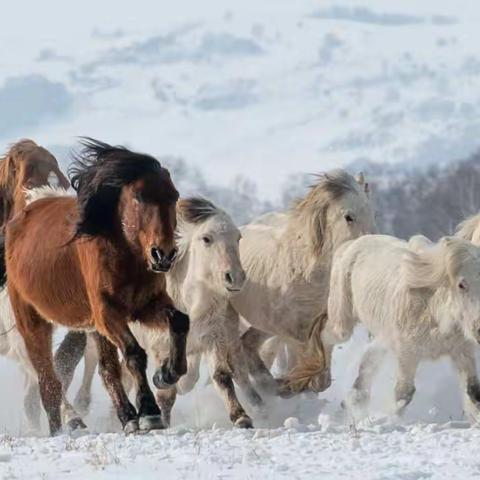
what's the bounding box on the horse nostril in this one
[168,249,178,262]
[151,247,164,263]
[225,272,233,285]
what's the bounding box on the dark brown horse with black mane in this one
[4,138,189,435]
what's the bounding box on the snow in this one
[2,1,480,199]
[2,422,480,479]
[1,328,480,478]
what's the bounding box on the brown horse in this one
[5,138,189,435]
[0,139,69,230]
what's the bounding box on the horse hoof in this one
[67,417,88,432]
[139,415,165,431]
[277,381,297,399]
[234,416,253,429]
[124,419,140,434]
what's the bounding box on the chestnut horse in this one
[5,139,189,435]
[0,139,69,229]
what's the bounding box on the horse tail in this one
[280,313,331,394]
[281,242,357,395]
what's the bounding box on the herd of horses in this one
[1,137,480,437]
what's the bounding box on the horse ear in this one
[355,172,365,185]
[355,172,370,195]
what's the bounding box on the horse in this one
[0,140,82,432]
[129,197,263,428]
[324,234,480,422]
[4,138,189,435]
[55,197,262,428]
[0,139,70,229]
[229,170,376,395]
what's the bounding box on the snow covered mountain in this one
[2,0,480,200]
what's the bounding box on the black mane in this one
[69,137,164,239]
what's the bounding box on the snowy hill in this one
[2,0,480,199]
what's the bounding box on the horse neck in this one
[283,215,334,277]
[167,246,189,303]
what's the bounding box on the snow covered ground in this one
[2,421,480,480]
[1,329,480,479]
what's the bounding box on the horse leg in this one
[54,330,87,429]
[155,387,177,428]
[241,327,278,394]
[345,340,386,412]
[450,343,480,423]
[207,345,253,429]
[260,337,283,370]
[101,319,166,430]
[177,353,201,395]
[54,331,87,393]
[228,334,264,408]
[152,308,189,390]
[13,298,62,435]
[73,333,98,415]
[23,373,42,433]
[92,332,138,433]
[393,350,417,416]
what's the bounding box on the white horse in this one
[230,170,376,394]
[324,234,480,422]
[71,197,260,428]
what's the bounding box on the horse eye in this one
[345,214,354,223]
[202,236,212,245]
[134,191,144,203]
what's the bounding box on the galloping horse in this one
[5,138,189,435]
[0,140,80,431]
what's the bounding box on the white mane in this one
[403,236,475,290]
[456,213,480,246]
[24,186,74,206]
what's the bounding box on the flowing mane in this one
[177,197,220,225]
[403,236,477,289]
[456,213,480,244]
[288,169,364,253]
[69,137,177,239]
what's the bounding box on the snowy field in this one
[1,329,480,479]
[2,421,480,480]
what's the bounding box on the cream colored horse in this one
[129,197,259,428]
[325,234,480,422]
[230,170,376,395]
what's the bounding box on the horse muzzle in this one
[224,269,246,294]
[149,247,177,273]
